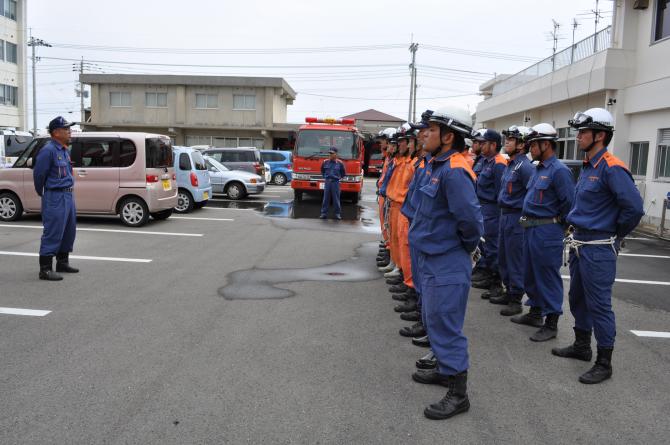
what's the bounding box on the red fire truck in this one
[291,117,365,203]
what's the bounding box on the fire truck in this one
[291,117,365,203]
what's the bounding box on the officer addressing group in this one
[319,147,346,220]
[33,116,79,281]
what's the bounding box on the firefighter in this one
[471,128,486,175]
[376,131,392,267]
[378,132,400,276]
[319,147,346,220]
[553,108,644,384]
[518,124,575,341]
[377,128,398,271]
[408,104,483,420]
[491,126,534,316]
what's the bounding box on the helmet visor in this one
[568,112,592,127]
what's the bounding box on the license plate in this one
[203,191,209,200]
[162,179,171,191]
[318,182,325,190]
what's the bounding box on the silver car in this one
[204,156,265,200]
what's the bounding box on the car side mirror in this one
[27,158,33,169]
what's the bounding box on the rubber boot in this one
[578,347,613,384]
[500,294,523,316]
[39,255,63,281]
[511,306,544,327]
[424,372,470,420]
[551,328,593,361]
[530,313,559,342]
[400,321,426,338]
[56,252,79,273]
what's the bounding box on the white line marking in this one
[256,194,282,198]
[624,237,654,241]
[561,275,670,286]
[0,224,202,237]
[619,253,670,259]
[203,207,254,212]
[0,307,51,317]
[171,216,234,222]
[0,251,152,263]
[631,330,670,338]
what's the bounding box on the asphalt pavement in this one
[1,179,669,444]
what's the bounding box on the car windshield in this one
[192,150,207,170]
[296,130,357,159]
[146,137,173,168]
[4,134,34,157]
[205,156,229,172]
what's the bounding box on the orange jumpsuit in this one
[386,156,416,287]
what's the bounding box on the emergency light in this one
[305,117,355,125]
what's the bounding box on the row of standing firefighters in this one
[374,105,644,420]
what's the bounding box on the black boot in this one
[38,256,63,281]
[424,372,470,420]
[400,311,420,322]
[411,369,450,387]
[481,285,504,300]
[416,350,437,370]
[386,276,403,285]
[412,335,431,348]
[56,252,79,273]
[488,287,509,305]
[530,313,559,342]
[389,283,409,293]
[377,258,390,267]
[394,298,417,313]
[400,322,426,338]
[392,292,409,301]
[511,306,544,327]
[471,268,488,283]
[551,328,593,361]
[500,293,522,316]
[579,347,613,384]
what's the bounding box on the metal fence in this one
[492,26,612,96]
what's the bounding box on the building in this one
[80,74,298,149]
[0,0,27,130]
[341,109,405,136]
[476,0,670,230]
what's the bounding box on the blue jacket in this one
[409,149,483,255]
[321,159,346,181]
[33,139,74,196]
[522,155,574,219]
[378,158,396,198]
[567,148,644,237]
[473,155,484,176]
[498,154,534,210]
[476,153,507,203]
[401,155,431,220]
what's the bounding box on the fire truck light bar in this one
[305,117,355,125]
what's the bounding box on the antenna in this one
[571,18,580,62]
[549,20,563,71]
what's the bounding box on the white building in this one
[476,0,670,230]
[0,0,26,130]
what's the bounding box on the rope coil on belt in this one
[563,229,617,266]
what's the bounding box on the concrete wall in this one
[0,0,27,130]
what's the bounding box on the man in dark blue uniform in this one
[517,123,574,341]
[408,104,483,420]
[320,147,346,220]
[33,116,79,281]
[553,108,644,384]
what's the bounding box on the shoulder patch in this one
[495,154,509,166]
[450,154,477,182]
[600,151,629,171]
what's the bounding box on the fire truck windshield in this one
[296,130,358,160]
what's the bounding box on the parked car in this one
[202,147,266,179]
[260,150,293,185]
[173,146,212,213]
[204,155,265,200]
[0,132,177,227]
[264,162,272,183]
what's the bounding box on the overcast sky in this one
[26,0,613,128]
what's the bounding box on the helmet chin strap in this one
[582,130,598,154]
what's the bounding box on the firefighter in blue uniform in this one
[408,104,483,420]
[319,147,346,220]
[33,116,79,281]
[472,129,507,296]
[517,124,575,341]
[492,126,534,316]
[553,108,644,384]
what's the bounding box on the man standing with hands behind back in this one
[33,116,79,281]
[320,147,346,220]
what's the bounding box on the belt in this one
[501,207,522,215]
[519,216,560,228]
[46,187,73,193]
[573,227,615,237]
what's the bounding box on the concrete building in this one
[0,0,27,130]
[476,0,670,230]
[341,109,405,136]
[80,74,298,149]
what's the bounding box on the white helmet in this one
[472,128,487,141]
[526,123,558,142]
[464,138,473,148]
[382,127,397,139]
[568,108,614,132]
[502,125,531,141]
[428,104,473,136]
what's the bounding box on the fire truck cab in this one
[291,117,365,204]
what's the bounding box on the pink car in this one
[0,132,178,227]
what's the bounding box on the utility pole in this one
[408,42,418,123]
[73,57,90,125]
[571,18,580,63]
[551,20,561,71]
[27,35,51,134]
[592,0,603,52]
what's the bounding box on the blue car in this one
[260,150,293,185]
[173,146,213,213]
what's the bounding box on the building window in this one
[0,40,4,61]
[655,0,670,41]
[0,0,17,20]
[145,92,167,108]
[233,94,256,110]
[195,94,217,109]
[185,135,214,147]
[630,142,649,177]
[110,92,131,107]
[656,129,670,179]
[5,41,16,64]
[556,127,579,160]
[0,84,17,106]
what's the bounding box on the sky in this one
[25,0,614,129]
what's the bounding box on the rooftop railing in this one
[491,26,612,96]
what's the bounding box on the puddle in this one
[218,242,380,300]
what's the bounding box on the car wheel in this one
[272,173,287,186]
[0,192,23,222]
[120,197,150,227]
[151,209,173,220]
[175,189,194,213]
[225,182,246,200]
[294,189,303,202]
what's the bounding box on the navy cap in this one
[481,129,502,145]
[48,116,75,132]
[328,147,338,153]
[410,121,429,130]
